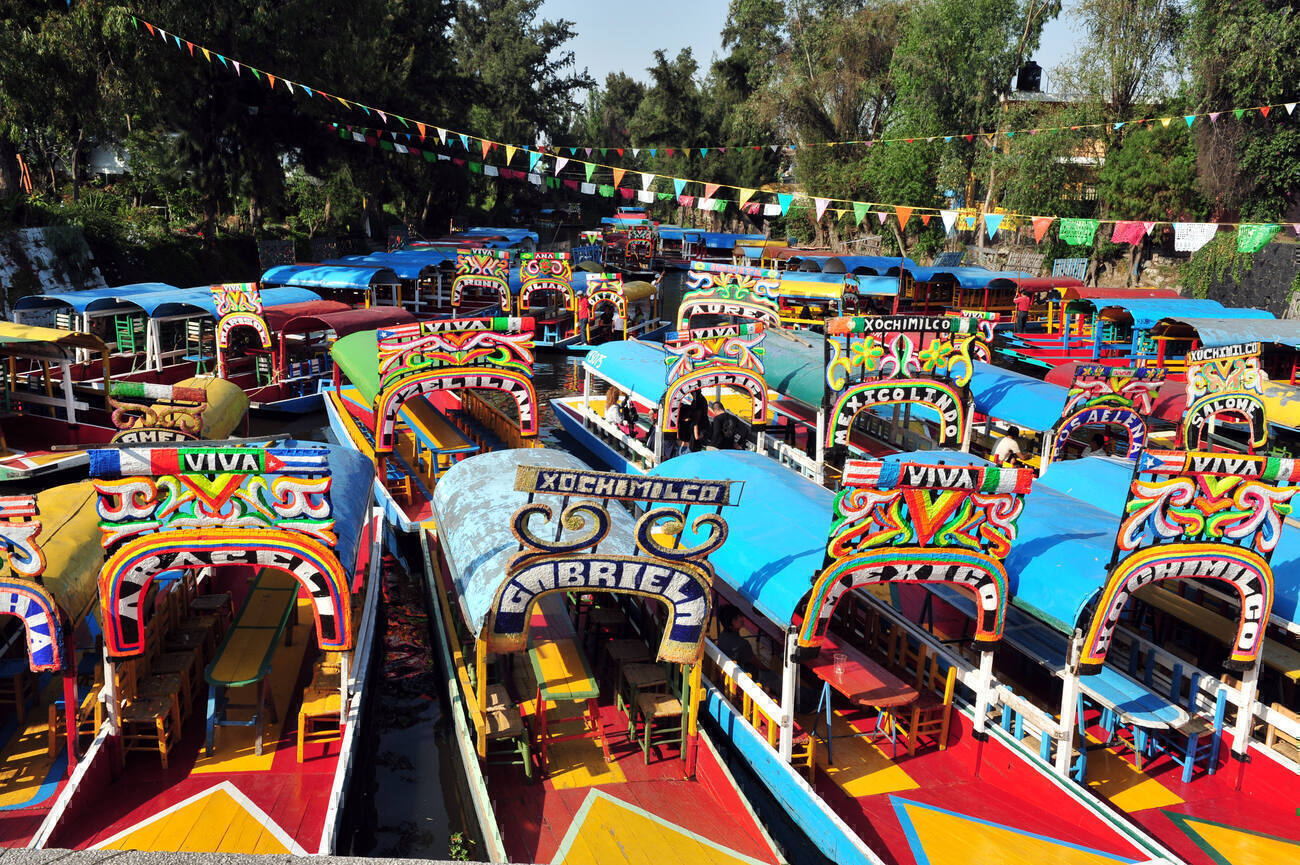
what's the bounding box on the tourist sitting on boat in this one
[992,426,1024,466]
[682,391,710,452]
[1082,432,1108,458]
[603,388,624,426]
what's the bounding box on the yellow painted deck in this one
[1171,814,1300,865]
[1082,735,1183,813]
[206,569,298,687]
[93,782,303,854]
[553,790,771,865]
[808,709,918,798]
[0,680,62,809]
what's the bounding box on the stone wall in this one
[1203,241,1300,319]
[0,226,107,315]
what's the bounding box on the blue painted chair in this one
[1152,666,1227,783]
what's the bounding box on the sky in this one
[539,0,1082,92]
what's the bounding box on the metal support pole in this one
[779,630,797,761]
[1055,634,1082,777]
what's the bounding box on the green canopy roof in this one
[331,330,382,405]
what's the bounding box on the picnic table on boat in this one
[526,594,607,768]
[398,397,479,458]
[204,568,299,756]
[803,631,918,763]
[1136,586,1300,683]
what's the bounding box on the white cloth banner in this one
[1174,222,1218,252]
[580,182,597,195]
[483,165,499,177]
[528,173,542,185]
[394,143,408,154]
[352,132,366,142]
[940,210,958,235]
[637,190,654,203]
[763,203,783,216]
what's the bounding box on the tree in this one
[1186,0,1300,219]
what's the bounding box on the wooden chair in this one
[891,645,957,757]
[635,691,683,764]
[1265,702,1299,762]
[48,661,104,759]
[114,660,181,769]
[789,719,817,783]
[480,683,531,778]
[297,660,343,762]
[0,658,36,724]
[1152,668,1226,783]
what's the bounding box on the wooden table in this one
[204,568,298,756]
[527,594,607,769]
[1137,587,1300,683]
[804,631,918,762]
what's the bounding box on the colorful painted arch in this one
[800,547,1007,647]
[662,365,769,433]
[1079,542,1272,673]
[0,577,64,671]
[374,366,539,452]
[825,378,966,456]
[99,529,353,658]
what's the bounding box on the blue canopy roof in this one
[907,266,1035,288]
[1035,455,1137,516]
[1159,316,1300,350]
[818,255,921,276]
[969,361,1069,431]
[326,249,458,279]
[14,283,179,315]
[430,448,638,636]
[460,227,538,245]
[650,450,829,628]
[133,285,320,318]
[582,340,671,404]
[1091,298,1273,329]
[261,264,401,290]
[763,329,825,407]
[656,226,705,243]
[700,232,765,250]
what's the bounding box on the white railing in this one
[702,638,789,735]
[757,434,822,482]
[583,409,658,465]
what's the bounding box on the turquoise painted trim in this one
[703,686,882,865]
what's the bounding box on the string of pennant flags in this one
[136,15,1299,253]
[129,15,1300,158]
[334,123,1300,255]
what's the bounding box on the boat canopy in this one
[810,255,923,276]
[13,283,179,316]
[909,267,1035,288]
[1060,286,1180,301]
[970,361,1069,432]
[1013,276,1084,293]
[133,285,320,319]
[1029,455,1300,629]
[656,226,705,243]
[649,450,829,629]
[2,482,103,631]
[0,321,108,357]
[763,329,826,407]
[778,273,899,299]
[1153,316,1300,350]
[582,339,672,405]
[1091,298,1273,329]
[274,306,415,340]
[261,264,401,291]
[327,249,459,278]
[261,300,352,332]
[330,330,386,405]
[460,227,538,246]
[431,448,640,637]
[699,232,764,250]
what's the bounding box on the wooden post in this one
[1055,634,1082,777]
[778,630,797,761]
[62,626,78,773]
[475,642,488,760]
[684,661,703,779]
[1232,653,1264,790]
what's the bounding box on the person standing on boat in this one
[716,605,779,693]
[992,426,1023,467]
[1014,286,1033,332]
[604,388,624,427]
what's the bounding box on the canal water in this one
[312,270,829,863]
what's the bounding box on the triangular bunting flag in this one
[984,212,1004,239]
[705,183,721,199]
[737,188,755,207]
[777,193,793,215]
[1032,216,1054,243]
[1234,108,1246,119]
[1260,105,1272,118]
[612,168,626,187]
[1159,117,1171,127]
[700,148,709,157]
[1184,115,1196,128]
[894,206,913,228]
[641,173,655,190]
[853,202,869,224]
[437,128,447,144]
[921,214,931,226]
[632,148,640,157]
[416,122,426,140]
[1209,112,1221,123]
[481,140,492,159]
[940,210,958,235]
[554,157,569,174]
[529,151,542,171]
[201,47,210,62]
[875,211,888,225]
[232,60,242,76]
[674,178,687,197]
[505,145,517,165]
[1288,103,1297,115]
[584,162,596,182]
[457,134,469,149]
[814,197,831,221]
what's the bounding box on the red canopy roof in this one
[1045,360,1186,423]
[1061,286,1180,301]
[1018,276,1084,294]
[262,300,351,333]
[278,305,416,339]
